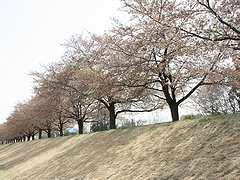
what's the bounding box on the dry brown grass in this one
[0,114,240,180]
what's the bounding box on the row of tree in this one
[0,0,239,143]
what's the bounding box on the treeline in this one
[0,0,239,144]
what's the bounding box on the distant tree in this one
[7,101,38,141]
[32,72,72,137]
[62,34,160,129]
[28,96,57,138]
[32,62,99,134]
[228,85,240,112]
[54,108,71,137]
[192,84,240,115]
[0,123,8,144]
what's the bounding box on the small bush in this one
[91,120,109,132]
[120,119,136,129]
[182,114,196,120]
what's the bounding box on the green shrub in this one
[182,114,196,120]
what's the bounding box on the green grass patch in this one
[200,113,240,121]
[0,165,10,180]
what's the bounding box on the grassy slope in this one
[0,114,240,180]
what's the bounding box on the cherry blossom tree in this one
[113,0,235,121]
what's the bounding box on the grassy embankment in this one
[0,114,240,180]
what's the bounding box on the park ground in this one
[0,114,240,179]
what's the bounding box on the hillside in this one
[0,114,240,180]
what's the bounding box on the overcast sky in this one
[0,0,128,124]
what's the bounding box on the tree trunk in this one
[77,120,84,134]
[99,99,117,129]
[162,84,180,122]
[169,102,179,122]
[164,99,180,122]
[59,124,63,136]
[109,102,116,129]
[38,130,42,139]
[47,129,51,138]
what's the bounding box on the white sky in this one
[0,0,128,124]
